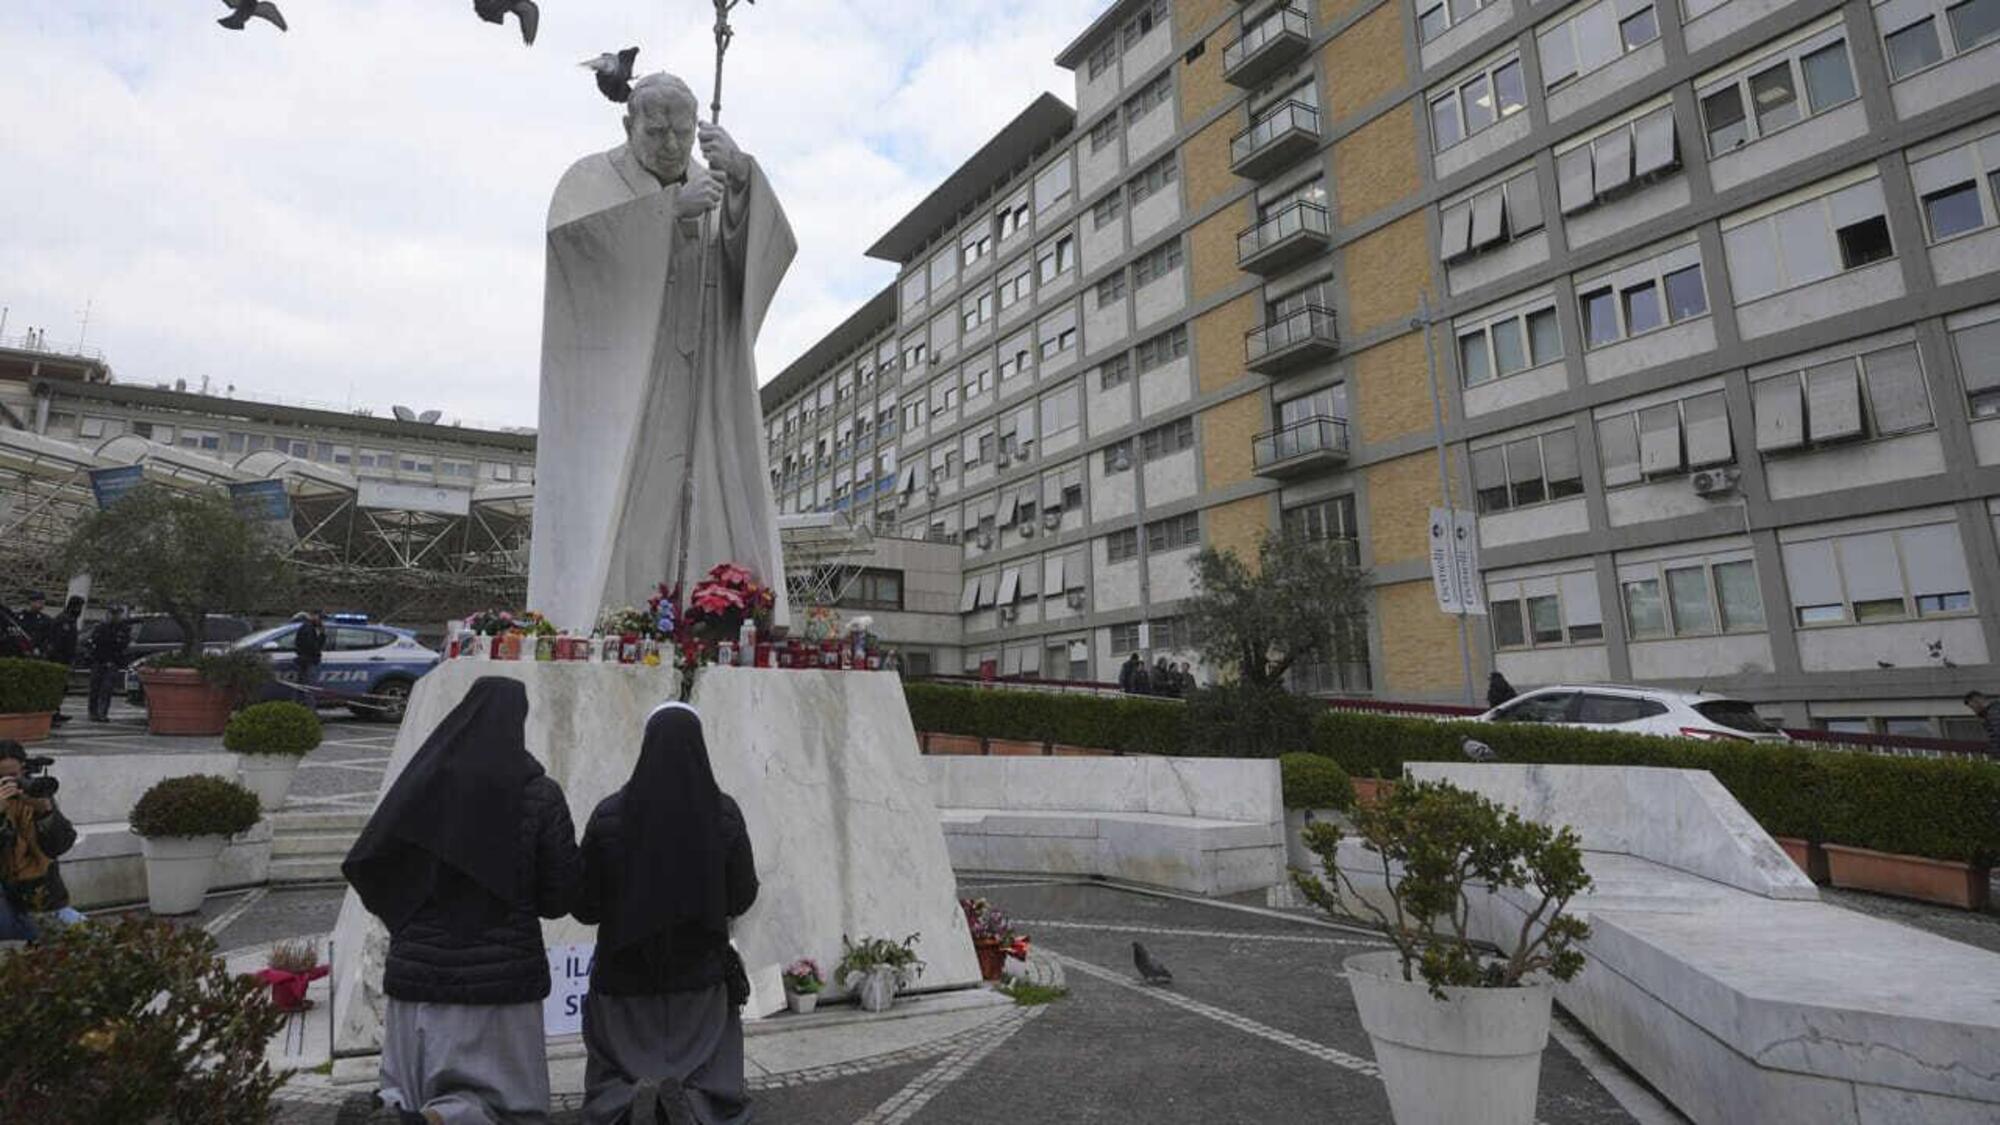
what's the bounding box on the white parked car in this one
[1476,684,1789,743]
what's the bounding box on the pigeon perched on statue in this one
[1133,942,1173,986]
[474,0,539,45]
[217,0,287,31]
[583,47,641,104]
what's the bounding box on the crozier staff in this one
[343,677,580,1125]
[574,702,758,1125]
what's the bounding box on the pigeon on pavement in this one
[474,0,540,46]
[217,0,287,31]
[1133,941,1173,986]
[583,47,641,104]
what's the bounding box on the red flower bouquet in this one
[684,563,776,641]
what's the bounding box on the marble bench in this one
[1334,763,2000,1125]
[928,756,1285,896]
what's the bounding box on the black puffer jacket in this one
[382,774,581,1004]
[573,792,757,996]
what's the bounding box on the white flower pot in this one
[140,834,228,916]
[1344,949,1553,1125]
[787,991,818,1015]
[851,966,898,1012]
[238,755,301,811]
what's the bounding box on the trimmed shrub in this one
[152,649,272,706]
[1279,752,1353,810]
[0,658,68,714]
[1185,683,1315,759]
[902,683,1187,757]
[223,701,322,757]
[130,775,262,839]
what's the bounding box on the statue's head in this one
[625,73,700,184]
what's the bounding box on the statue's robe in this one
[528,144,794,632]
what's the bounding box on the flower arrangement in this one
[960,897,1014,943]
[463,609,518,636]
[684,563,776,641]
[836,932,925,984]
[800,605,842,643]
[255,938,328,1012]
[783,958,824,995]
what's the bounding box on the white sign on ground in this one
[545,943,594,1037]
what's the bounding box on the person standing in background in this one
[15,593,50,656]
[84,606,130,723]
[294,609,327,694]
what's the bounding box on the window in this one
[902,399,925,431]
[1597,389,1733,485]
[1040,387,1081,436]
[1099,355,1133,390]
[1430,56,1526,150]
[928,248,957,292]
[1124,72,1173,125]
[1128,154,1178,204]
[1781,521,1975,625]
[1537,0,1659,91]
[1087,38,1119,81]
[1495,692,1580,722]
[1439,169,1543,261]
[997,197,1030,241]
[1106,528,1140,562]
[1103,438,1135,473]
[1283,495,1360,559]
[1037,310,1078,361]
[1882,0,1999,80]
[1699,30,1857,154]
[1620,556,1763,637]
[1110,622,1143,653]
[997,263,1033,311]
[1036,233,1077,283]
[962,290,996,333]
[1278,384,1347,430]
[963,363,994,399]
[1555,105,1680,215]
[1095,273,1128,305]
[1419,0,1495,42]
[1035,157,1074,214]
[1722,176,1891,301]
[1139,417,1195,464]
[1123,0,1167,46]
[1092,193,1125,231]
[1458,302,1562,386]
[1577,695,1670,724]
[1577,255,1707,349]
[998,333,1034,383]
[1752,343,1932,452]
[1952,315,2000,415]
[1472,430,1583,512]
[1146,512,1200,552]
[1135,325,1188,371]
[1149,617,1190,651]
[962,227,993,268]
[1133,240,1184,286]
[902,336,927,370]
[1923,181,1984,240]
[1090,117,1122,154]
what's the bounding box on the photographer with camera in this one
[0,741,81,942]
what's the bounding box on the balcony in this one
[1245,305,1339,375]
[1230,100,1321,180]
[1224,4,1312,89]
[1253,415,1350,478]
[1237,200,1332,276]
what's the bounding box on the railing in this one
[1246,305,1339,365]
[1237,200,1331,262]
[1782,728,1995,762]
[0,330,105,362]
[917,672,1172,701]
[1253,415,1350,468]
[1223,3,1311,74]
[1230,99,1320,166]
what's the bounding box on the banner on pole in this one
[1429,507,1487,616]
[1429,507,1462,613]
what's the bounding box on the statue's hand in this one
[698,123,749,185]
[675,170,725,220]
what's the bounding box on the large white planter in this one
[238,755,302,811]
[139,834,228,915]
[1345,949,1553,1125]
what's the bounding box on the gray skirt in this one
[380,998,551,1125]
[581,984,751,1125]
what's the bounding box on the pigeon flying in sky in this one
[474,0,540,46]
[583,46,641,104]
[217,0,287,31]
[1133,942,1173,986]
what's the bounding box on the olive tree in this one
[1184,530,1370,690]
[64,484,294,659]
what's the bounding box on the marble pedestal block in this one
[329,662,978,1056]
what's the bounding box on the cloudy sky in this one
[0,1,1105,430]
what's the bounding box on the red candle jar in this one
[756,642,772,668]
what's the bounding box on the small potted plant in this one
[0,657,68,742]
[1279,753,1355,871]
[836,932,924,1013]
[254,938,329,1012]
[782,958,825,1014]
[129,774,262,915]
[960,898,1020,982]
[225,701,322,810]
[1294,779,1592,1125]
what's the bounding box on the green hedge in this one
[130,775,262,839]
[903,683,2000,866]
[223,701,322,757]
[0,659,68,714]
[1279,753,1353,810]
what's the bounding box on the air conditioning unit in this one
[977,531,996,550]
[1690,467,1741,498]
[1043,510,1062,530]
[998,605,1018,623]
[1066,590,1086,609]
[897,493,911,508]
[997,453,1012,469]
[1021,521,1038,538]
[926,483,940,498]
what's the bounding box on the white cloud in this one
[0,0,1103,428]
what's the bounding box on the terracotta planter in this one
[974,937,1007,981]
[987,737,1045,757]
[1352,777,1398,808]
[0,712,54,742]
[138,669,234,736]
[923,733,984,756]
[1775,836,1829,884]
[1823,843,1991,910]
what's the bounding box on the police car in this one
[231,615,439,721]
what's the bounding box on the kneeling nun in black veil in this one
[575,701,760,1125]
[343,676,582,1125]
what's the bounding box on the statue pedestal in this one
[328,661,978,1055]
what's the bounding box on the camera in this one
[9,756,58,801]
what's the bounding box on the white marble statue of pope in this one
[528,72,794,633]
